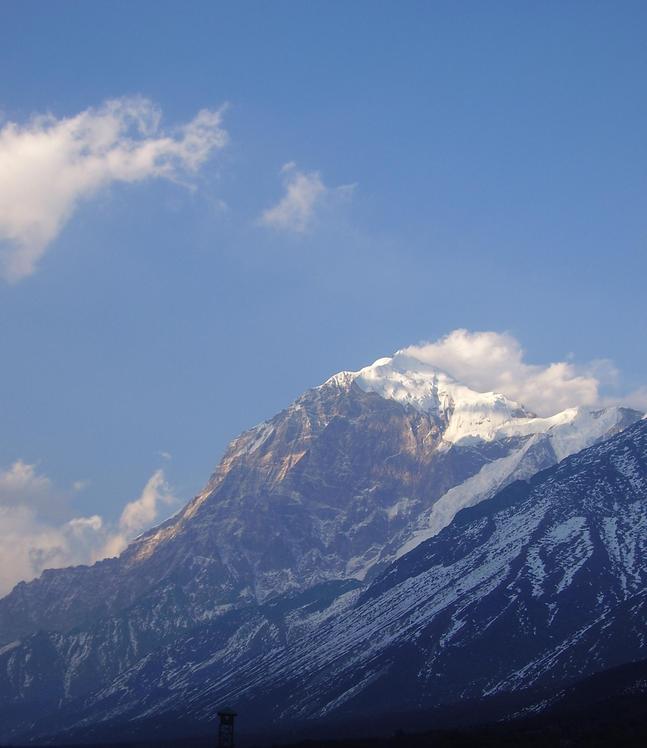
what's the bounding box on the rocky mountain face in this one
[35,417,647,744]
[0,353,643,742]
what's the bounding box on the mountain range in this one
[0,351,645,744]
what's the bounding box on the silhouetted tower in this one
[217,707,237,748]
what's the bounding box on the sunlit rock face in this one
[0,353,642,743]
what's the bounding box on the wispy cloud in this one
[99,469,176,559]
[260,162,354,233]
[0,97,228,281]
[0,462,178,597]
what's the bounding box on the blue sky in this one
[1,2,646,589]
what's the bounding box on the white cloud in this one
[0,459,54,508]
[260,162,353,233]
[400,329,625,417]
[100,469,176,559]
[0,458,75,522]
[0,463,177,597]
[0,505,87,598]
[0,97,228,281]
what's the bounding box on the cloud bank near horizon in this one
[0,462,177,597]
[0,97,228,281]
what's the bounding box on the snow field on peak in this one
[353,354,529,442]
[328,352,638,453]
[331,353,580,446]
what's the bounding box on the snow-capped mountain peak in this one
[327,351,588,446]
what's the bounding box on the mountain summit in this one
[331,352,533,442]
[0,353,642,742]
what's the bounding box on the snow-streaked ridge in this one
[394,405,635,558]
